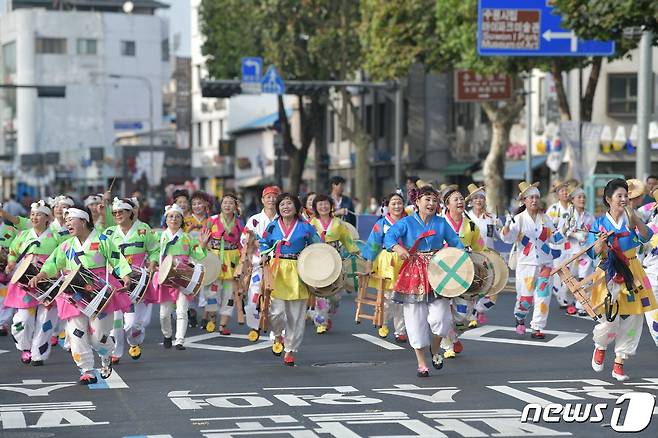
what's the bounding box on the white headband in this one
[164,204,185,217]
[522,187,541,199]
[129,196,140,209]
[65,208,90,222]
[59,196,74,207]
[569,188,585,198]
[112,197,134,212]
[84,195,102,207]
[31,200,52,216]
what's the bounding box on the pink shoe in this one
[515,322,526,335]
[20,350,31,364]
[477,312,488,325]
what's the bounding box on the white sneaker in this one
[100,356,113,379]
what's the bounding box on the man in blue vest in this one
[330,176,356,226]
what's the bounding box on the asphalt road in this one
[1,291,657,438]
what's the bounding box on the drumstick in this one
[108,177,117,194]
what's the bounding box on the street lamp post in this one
[108,74,155,196]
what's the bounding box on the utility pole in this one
[636,30,653,181]
[525,73,533,183]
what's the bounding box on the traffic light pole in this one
[202,79,404,188]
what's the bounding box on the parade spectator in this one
[330,176,356,226]
[641,175,658,206]
[3,194,26,217]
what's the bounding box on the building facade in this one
[0,0,170,198]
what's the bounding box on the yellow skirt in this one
[211,248,241,280]
[591,251,658,315]
[368,250,403,291]
[269,258,309,301]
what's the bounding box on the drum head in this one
[158,256,174,285]
[428,247,474,298]
[10,254,36,285]
[343,222,360,241]
[200,252,221,287]
[467,252,496,297]
[59,266,82,294]
[485,249,509,296]
[297,243,342,288]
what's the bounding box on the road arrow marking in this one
[542,29,577,52]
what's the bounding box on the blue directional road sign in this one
[477,0,615,57]
[261,65,286,95]
[241,57,263,83]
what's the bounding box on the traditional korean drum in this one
[200,252,221,287]
[10,254,63,306]
[484,249,509,296]
[342,253,368,293]
[343,222,360,241]
[59,266,116,318]
[297,243,343,298]
[125,266,153,304]
[158,255,205,296]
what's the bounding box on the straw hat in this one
[464,183,485,203]
[550,179,570,193]
[438,183,459,200]
[626,179,646,200]
[517,181,540,200]
[567,184,585,198]
[297,243,342,288]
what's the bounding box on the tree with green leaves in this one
[361,0,658,210]
[200,0,373,200]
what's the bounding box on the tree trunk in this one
[334,89,371,212]
[314,102,328,193]
[551,60,572,121]
[481,97,525,214]
[581,57,602,122]
[482,120,512,214]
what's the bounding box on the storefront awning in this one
[472,156,547,182]
[438,161,478,176]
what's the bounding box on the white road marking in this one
[459,325,587,348]
[183,333,271,353]
[89,369,128,390]
[487,385,554,406]
[352,333,405,350]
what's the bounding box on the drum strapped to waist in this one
[428,247,508,299]
[157,252,220,296]
[125,266,153,304]
[297,243,343,298]
[59,265,116,319]
[10,254,64,306]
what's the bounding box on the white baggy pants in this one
[67,314,115,373]
[514,264,553,331]
[269,298,306,353]
[112,303,152,357]
[11,305,58,361]
[593,281,644,359]
[160,293,189,345]
[402,298,452,349]
[204,279,235,317]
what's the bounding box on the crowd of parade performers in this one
[1,174,657,382]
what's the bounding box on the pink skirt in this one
[56,266,131,320]
[153,255,195,304]
[5,254,48,309]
